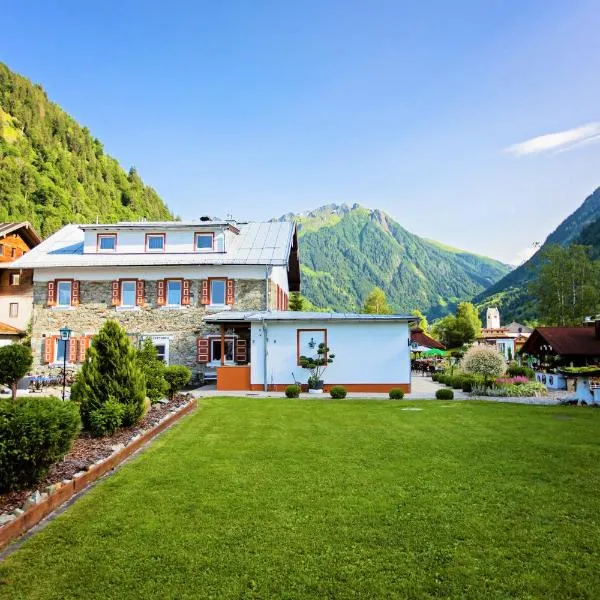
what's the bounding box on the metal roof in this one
[205,310,417,323]
[10,221,297,269]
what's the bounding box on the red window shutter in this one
[276,285,280,310]
[157,279,166,306]
[136,280,145,306]
[200,280,209,305]
[182,280,191,305]
[197,338,210,363]
[285,293,288,310]
[111,281,120,306]
[47,281,56,306]
[68,337,79,364]
[235,339,247,363]
[226,279,235,305]
[71,280,80,305]
[78,335,90,362]
[43,336,55,364]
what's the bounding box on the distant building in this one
[477,307,531,360]
[486,307,500,329]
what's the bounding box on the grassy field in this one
[1,399,599,599]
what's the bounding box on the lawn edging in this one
[0,398,197,551]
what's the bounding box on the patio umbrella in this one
[422,348,446,357]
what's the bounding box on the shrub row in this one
[0,397,80,492]
[507,364,536,379]
[283,385,405,400]
[434,372,484,393]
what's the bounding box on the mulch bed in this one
[0,395,191,515]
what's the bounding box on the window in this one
[146,234,165,252]
[9,303,18,318]
[121,281,136,307]
[55,339,70,363]
[195,233,214,252]
[57,281,72,307]
[9,273,20,286]
[98,234,117,252]
[167,280,182,306]
[154,343,167,363]
[210,279,226,305]
[296,329,327,365]
[210,337,235,363]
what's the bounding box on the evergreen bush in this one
[285,385,301,398]
[436,388,454,400]
[163,365,192,399]
[136,338,168,403]
[389,388,405,399]
[330,386,347,399]
[0,396,80,491]
[88,398,125,437]
[507,364,535,379]
[71,320,146,432]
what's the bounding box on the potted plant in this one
[299,343,335,394]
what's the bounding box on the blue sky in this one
[3,0,600,264]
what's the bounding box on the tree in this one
[0,344,33,400]
[362,287,393,315]
[432,302,481,348]
[461,345,506,386]
[529,244,600,326]
[163,365,192,400]
[411,309,428,332]
[136,338,168,403]
[456,302,482,338]
[71,320,146,432]
[288,292,305,311]
[299,343,335,388]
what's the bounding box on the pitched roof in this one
[519,327,600,357]
[10,221,297,269]
[0,222,42,248]
[504,321,533,334]
[411,328,446,350]
[0,321,25,335]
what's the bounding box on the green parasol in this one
[422,348,446,357]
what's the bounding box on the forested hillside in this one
[277,204,511,317]
[0,62,172,237]
[474,186,600,323]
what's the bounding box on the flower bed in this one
[0,395,196,547]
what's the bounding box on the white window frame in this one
[208,335,236,366]
[54,338,73,365]
[56,281,72,307]
[9,302,18,318]
[146,234,165,252]
[209,279,226,307]
[166,280,182,307]
[98,234,117,252]
[121,280,137,307]
[9,273,20,286]
[195,233,214,252]
[141,335,171,365]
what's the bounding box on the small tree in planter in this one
[299,343,335,391]
[461,345,506,388]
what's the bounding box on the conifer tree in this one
[72,320,146,430]
[136,338,168,403]
[362,287,393,314]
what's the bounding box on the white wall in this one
[34,265,272,282]
[83,228,229,254]
[0,292,32,331]
[270,266,289,294]
[250,320,411,387]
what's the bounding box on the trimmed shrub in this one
[389,388,405,399]
[330,386,347,399]
[461,346,506,385]
[436,388,454,400]
[136,338,168,403]
[71,320,146,431]
[0,344,33,400]
[163,365,192,400]
[451,376,464,390]
[431,373,440,383]
[88,397,125,437]
[285,384,301,398]
[0,397,80,492]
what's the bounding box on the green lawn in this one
[1,399,599,599]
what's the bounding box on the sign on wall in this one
[296,328,326,364]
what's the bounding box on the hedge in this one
[0,397,80,492]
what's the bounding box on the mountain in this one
[474,186,600,323]
[276,204,511,317]
[0,63,172,237]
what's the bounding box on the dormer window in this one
[98,234,117,252]
[195,232,214,252]
[146,233,165,252]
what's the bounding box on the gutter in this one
[262,319,268,392]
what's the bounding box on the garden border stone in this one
[0,399,197,551]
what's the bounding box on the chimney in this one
[595,320,600,340]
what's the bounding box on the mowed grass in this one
[1,399,599,599]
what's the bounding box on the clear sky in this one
[3,0,600,264]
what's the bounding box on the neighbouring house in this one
[475,307,531,360]
[0,222,42,345]
[10,219,300,377]
[410,327,445,352]
[204,311,416,393]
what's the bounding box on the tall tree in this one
[362,287,393,314]
[411,309,428,332]
[529,244,600,326]
[288,292,305,311]
[456,302,482,338]
[431,302,481,348]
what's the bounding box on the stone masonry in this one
[30,278,267,375]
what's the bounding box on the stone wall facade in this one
[30,278,267,376]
